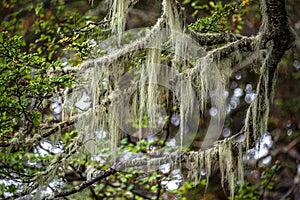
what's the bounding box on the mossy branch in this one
[187,29,246,46]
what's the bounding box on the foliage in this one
[0,0,106,197]
[183,0,248,33]
[231,161,281,200]
[0,31,72,136]
[232,182,260,200]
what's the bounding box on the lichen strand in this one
[163,0,183,32]
[244,34,274,149]
[244,0,291,149]
[189,48,241,149]
[244,56,271,149]
[109,0,132,39]
[195,43,243,116]
[218,139,235,198]
[237,142,244,184]
[187,151,200,182]
[163,0,202,149]
[203,148,215,190]
[184,139,244,197]
[163,0,185,62]
[144,36,162,136]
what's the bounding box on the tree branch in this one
[187,29,246,46]
[0,118,75,148]
[80,14,166,71]
[44,167,117,200]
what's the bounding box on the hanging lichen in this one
[82,0,234,187]
[243,0,276,149]
[109,0,131,39]
[4,0,294,199]
[64,0,278,198]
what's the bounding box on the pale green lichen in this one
[65,0,271,198]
